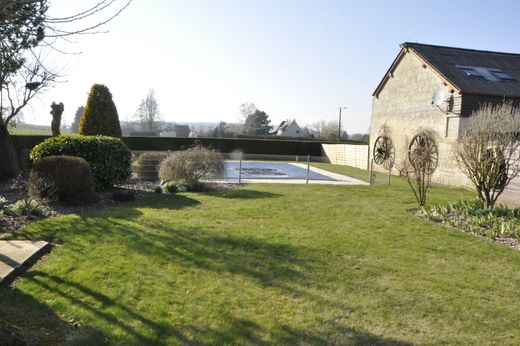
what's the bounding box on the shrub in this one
[30,135,132,190]
[154,185,163,194]
[162,181,188,194]
[29,156,95,204]
[133,152,167,181]
[158,145,224,186]
[79,84,122,137]
[6,199,44,218]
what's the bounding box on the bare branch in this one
[456,101,520,209]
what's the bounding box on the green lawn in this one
[8,124,52,136]
[1,165,519,345]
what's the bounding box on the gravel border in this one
[0,177,237,236]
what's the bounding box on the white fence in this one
[321,144,369,170]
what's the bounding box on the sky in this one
[20,0,520,133]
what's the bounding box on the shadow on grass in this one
[1,279,413,345]
[208,188,280,199]
[0,288,106,345]
[0,193,414,345]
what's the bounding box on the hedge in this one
[30,135,131,190]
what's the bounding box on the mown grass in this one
[1,165,519,345]
[8,124,52,136]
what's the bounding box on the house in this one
[160,124,191,137]
[271,119,302,137]
[370,42,520,186]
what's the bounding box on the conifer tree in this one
[79,84,122,137]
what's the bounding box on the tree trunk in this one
[0,124,21,179]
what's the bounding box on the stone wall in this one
[370,50,470,187]
[321,144,369,170]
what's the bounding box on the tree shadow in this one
[19,271,193,345]
[207,189,280,199]
[0,287,106,345]
[0,194,416,345]
[117,222,312,291]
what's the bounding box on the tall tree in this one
[212,121,232,138]
[79,84,122,137]
[238,102,257,134]
[135,89,160,132]
[70,105,84,133]
[244,109,272,137]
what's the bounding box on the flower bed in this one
[416,199,520,249]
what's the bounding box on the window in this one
[490,69,516,81]
[461,67,484,78]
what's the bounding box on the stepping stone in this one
[0,240,49,283]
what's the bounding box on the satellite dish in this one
[431,90,445,106]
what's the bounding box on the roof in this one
[272,119,298,134]
[374,42,520,98]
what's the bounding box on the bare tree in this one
[0,0,131,178]
[405,130,439,206]
[456,102,520,209]
[238,102,257,134]
[135,89,161,132]
[0,58,56,175]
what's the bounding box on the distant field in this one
[8,123,52,136]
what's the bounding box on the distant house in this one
[370,42,520,187]
[160,124,191,137]
[271,119,302,137]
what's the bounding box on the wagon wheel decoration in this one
[373,136,395,170]
[407,134,438,174]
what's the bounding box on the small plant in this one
[158,144,224,187]
[154,185,163,194]
[162,181,188,194]
[7,199,45,218]
[0,196,7,210]
[8,172,47,218]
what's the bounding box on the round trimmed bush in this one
[158,145,224,186]
[30,135,131,190]
[133,152,167,181]
[29,156,95,204]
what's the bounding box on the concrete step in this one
[0,241,49,284]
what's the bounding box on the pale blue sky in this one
[24,0,520,133]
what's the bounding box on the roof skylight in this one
[461,67,484,78]
[490,69,516,81]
